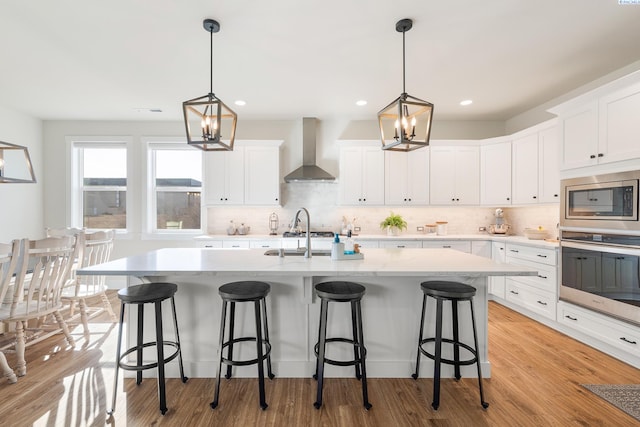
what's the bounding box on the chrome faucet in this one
[293,207,311,258]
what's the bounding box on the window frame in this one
[144,138,203,237]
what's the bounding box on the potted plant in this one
[380,212,408,236]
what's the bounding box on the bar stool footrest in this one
[118,341,181,371]
[221,337,272,367]
[314,337,367,367]
[418,337,478,367]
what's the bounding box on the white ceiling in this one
[1,1,640,123]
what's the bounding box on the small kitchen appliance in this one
[269,213,279,235]
[488,208,510,235]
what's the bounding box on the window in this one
[71,143,128,230]
[149,144,202,231]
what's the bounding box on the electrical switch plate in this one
[417,226,424,232]
[478,226,487,232]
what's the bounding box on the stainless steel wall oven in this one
[560,171,640,326]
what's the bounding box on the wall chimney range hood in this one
[284,117,335,183]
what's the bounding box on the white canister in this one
[436,221,448,236]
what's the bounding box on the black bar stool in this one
[108,282,187,416]
[412,280,488,410]
[313,281,371,410]
[210,281,274,410]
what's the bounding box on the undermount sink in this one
[264,249,331,256]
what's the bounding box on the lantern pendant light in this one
[378,19,434,152]
[182,19,237,151]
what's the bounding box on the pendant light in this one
[182,19,237,151]
[378,19,434,152]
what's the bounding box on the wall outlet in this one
[417,226,424,232]
[354,226,361,232]
[478,226,487,232]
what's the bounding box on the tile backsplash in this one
[206,182,559,237]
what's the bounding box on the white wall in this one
[0,104,44,242]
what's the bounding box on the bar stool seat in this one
[412,280,488,410]
[313,281,371,410]
[108,282,187,416]
[211,281,274,410]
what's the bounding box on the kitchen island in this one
[78,247,537,378]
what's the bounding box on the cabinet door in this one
[384,151,407,205]
[406,148,429,204]
[204,149,244,205]
[360,147,385,205]
[454,146,480,205]
[511,133,539,204]
[244,146,280,205]
[489,242,506,299]
[560,103,598,170]
[538,126,560,203]
[599,83,640,164]
[339,147,365,205]
[429,147,457,204]
[480,142,511,205]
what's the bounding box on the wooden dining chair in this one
[0,236,77,376]
[60,229,117,340]
[0,239,22,383]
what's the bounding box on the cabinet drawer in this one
[505,279,556,320]
[506,243,556,266]
[355,240,379,249]
[505,256,557,293]
[197,240,223,248]
[249,240,280,249]
[422,240,471,253]
[558,303,640,355]
[379,240,423,248]
[222,240,250,249]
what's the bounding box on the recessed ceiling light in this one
[234,100,246,106]
[356,100,367,106]
[134,108,163,113]
[460,100,473,106]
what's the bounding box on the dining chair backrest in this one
[45,227,84,238]
[10,235,76,318]
[0,239,24,307]
[77,230,114,290]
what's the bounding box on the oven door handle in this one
[561,240,640,256]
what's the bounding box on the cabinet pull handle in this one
[532,196,537,199]
[507,197,510,201]
[565,315,577,321]
[510,290,519,295]
[590,154,596,159]
[598,153,604,158]
[442,245,452,248]
[397,245,405,248]
[620,337,637,345]
[554,194,558,197]
[537,254,547,258]
[538,274,548,279]
[205,245,213,248]
[537,300,547,306]
[510,249,519,253]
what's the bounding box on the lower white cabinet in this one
[558,301,640,357]
[423,240,471,253]
[222,240,251,249]
[379,240,423,249]
[489,241,506,299]
[250,240,280,249]
[196,240,223,248]
[503,243,558,321]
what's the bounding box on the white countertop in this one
[78,247,538,278]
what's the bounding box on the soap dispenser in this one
[331,233,345,260]
[344,231,355,255]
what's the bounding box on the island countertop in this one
[78,247,538,278]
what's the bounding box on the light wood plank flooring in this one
[1,292,640,426]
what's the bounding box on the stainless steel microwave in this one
[560,171,639,231]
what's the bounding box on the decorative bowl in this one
[524,228,548,240]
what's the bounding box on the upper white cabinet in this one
[430,145,480,205]
[480,140,511,205]
[552,73,640,170]
[598,82,640,164]
[204,148,245,205]
[204,141,282,206]
[244,146,280,205]
[384,149,429,205]
[511,122,559,205]
[339,144,385,205]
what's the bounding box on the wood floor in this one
[1,292,640,426]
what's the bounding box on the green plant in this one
[380,212,407,230]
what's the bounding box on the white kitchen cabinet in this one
[429,145,480,205]
[384,149,429,205]
[196,240,223,248]
[422,240,471,253]
[378,240,422,248]
[559,103,598,170]
[511,133,539,204]
[354,239,379,249]
[598,82,640,164]
[249,240,280,249]
[538,126,560,203]
[504,243,558,321]
[471,240,492,258]
[339,145,385,205]
[480,141,511,206]
[488,241,506,299]
[244,145,280,205]
[222,240,250,249]
[204,148,245,205]
[511,123,559,205]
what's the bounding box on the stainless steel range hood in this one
[284,118,335,183]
